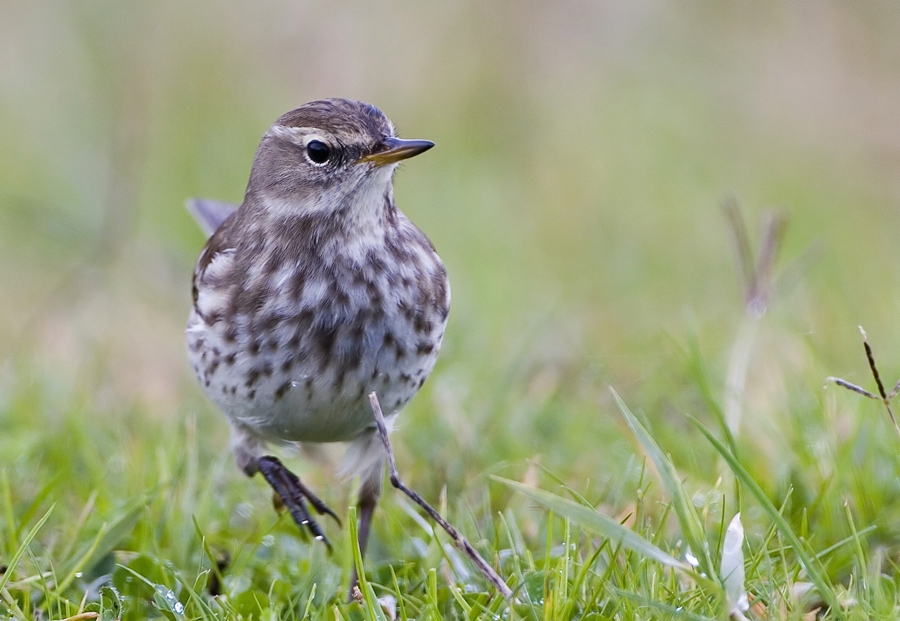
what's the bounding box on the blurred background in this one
[2,1,900,521]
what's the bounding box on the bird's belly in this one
[187,305,443,443]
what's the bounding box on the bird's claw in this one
[258,455,340,549]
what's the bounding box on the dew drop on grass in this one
[152,584,185,619]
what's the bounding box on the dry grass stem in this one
[722,198,788,437]
[827,326,900,434]
[367,392,514,600]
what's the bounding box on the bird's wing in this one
[186,198,240,238]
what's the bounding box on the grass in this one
[4,2,900,619]
[4,282,900,619]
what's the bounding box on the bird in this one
[186,98,450,575]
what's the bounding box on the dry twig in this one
[368,392,514,600]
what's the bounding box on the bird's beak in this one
[359,137,435,167]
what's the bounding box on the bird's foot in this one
[257,455,342,550]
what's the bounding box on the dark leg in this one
[257,455,341,550]
[348,455,384,598]
[366,393,513,600]
[356,476,381,560]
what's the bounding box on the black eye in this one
[305,140,331,165]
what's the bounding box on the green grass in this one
[4,304,900,619]
[4,2,900,619]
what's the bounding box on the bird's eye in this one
[305,140,331,165]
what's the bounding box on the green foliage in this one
[3,2,900,619]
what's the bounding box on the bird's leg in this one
[367,392,514,600]
[257,455,341,550]
[355,471,382,563]
[348,460,384,597]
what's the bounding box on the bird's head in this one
[247,99,433,218]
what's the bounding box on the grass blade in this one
[610,388,718,579]
[348,507,388,621]
[56,496,146,593]
[691,417,842,617]
[494,477,689,571]
[0,503,55,592]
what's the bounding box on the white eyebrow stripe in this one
[266,125,322,143]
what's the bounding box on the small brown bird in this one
[186,99,449,565]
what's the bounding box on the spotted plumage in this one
[186,98,449,569]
